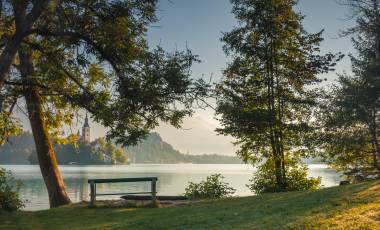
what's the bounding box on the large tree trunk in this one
[19,50,71,208]
[24,87,71,208]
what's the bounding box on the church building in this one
[81,113,91,143]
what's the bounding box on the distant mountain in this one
[126,133,242,164]
[155,115,238,155]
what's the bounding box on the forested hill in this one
[0,132,126,165]
[0,132,242,164]
[126,133,242,164]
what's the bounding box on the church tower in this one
[82,113,91,143]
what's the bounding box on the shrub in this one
[0,168,24,211]
[342,167,379,183]
[184,174,236,199]
[248,159,321,194]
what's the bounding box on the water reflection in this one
[1,164,341,211]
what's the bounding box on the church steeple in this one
[84,113,90,128]
[81,113,91,143]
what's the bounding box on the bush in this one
[342,167,379,183]
[184,174,236,199]
[0,168,24,211]
[248,159,321,194]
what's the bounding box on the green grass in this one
[1,181,380,230]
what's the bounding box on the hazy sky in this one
[147,0,355,155]
[22,0,357,155]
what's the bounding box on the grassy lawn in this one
[1,181,380,230]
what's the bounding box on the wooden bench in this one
[88,177,158,205]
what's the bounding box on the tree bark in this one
[270,130,285,190]
[370,120,380,172]
[274,157,284,190]
[371,141,380,172]
[279,144,287,188]
[0,32,24,90]
[24,87,71,208]
[20,51,71,208]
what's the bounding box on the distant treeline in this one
[184,154,243,164]
[0,132,127,165]
[0,132,242,165]
[28,142,109,165]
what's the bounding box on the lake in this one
[1,164,341,211]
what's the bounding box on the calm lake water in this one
[1,164,341,211]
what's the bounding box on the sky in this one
[147,0,355,155]
[21,0,357,155]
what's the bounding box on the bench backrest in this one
[88,177,158,184]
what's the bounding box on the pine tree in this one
[216,0,340,191]
[316,0,380,181]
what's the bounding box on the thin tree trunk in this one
[275,135,286,190]
[274,156,284,190]
[370,125,380,172]
[371,141,380,172]
[368,112,380,171]
[279,137,287,188]
[20,51,71,208]
[272,38,287,190]
[270,130,284,190]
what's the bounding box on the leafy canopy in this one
[1,0,209,145]
[315,0,380,181]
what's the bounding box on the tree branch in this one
[26,29,122,75]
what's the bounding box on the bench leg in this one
[90,182,96,206]
[151,179,157,204]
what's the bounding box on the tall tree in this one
[1,0,208,207]
[216,0,340,191]
[316,0,380,181]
